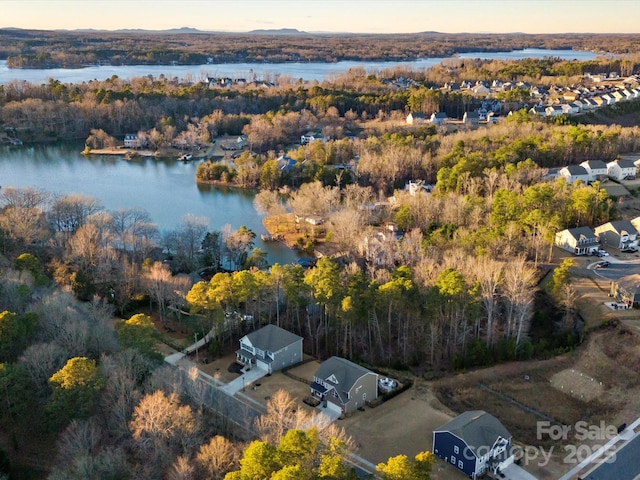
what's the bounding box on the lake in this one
[0,142,299,265]
[0,47,605,265]
[0,49,603,85]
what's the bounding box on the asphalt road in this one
[589,259,640,282]
[583,434,640,480]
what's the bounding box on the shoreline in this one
[83,144,216,160]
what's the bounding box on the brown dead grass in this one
[430,324,640,479]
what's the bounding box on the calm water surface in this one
[0,143,298,265]
[0,48,605,264]
[0,49,603,85]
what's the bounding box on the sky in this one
[1,0,640,34]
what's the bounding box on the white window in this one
[458,460,463,469]
[454,445,459,454]
[450,455,456,464]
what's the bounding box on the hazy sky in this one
[2,0,639,34]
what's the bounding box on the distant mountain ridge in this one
[247,28,305,35]
[0,26,311,35]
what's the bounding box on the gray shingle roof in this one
[435,410,511,455]
[606,219,638,236]
[315,356,373,394]
[616,159,636,169]
[566,227,597,241]
[582,160,607,170]
[564,165,588,175]
[245,324,302,352]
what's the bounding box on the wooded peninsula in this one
[2,29,640,68]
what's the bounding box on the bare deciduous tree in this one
[195,435,240,480]
[502,255,537,346]
[473,256,503,347]
[129,390,201,464]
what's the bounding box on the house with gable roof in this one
[595,220,639,251]
[310,356,378,415]
[277,154,298,173]
[433,410,514,478]
[124,133,140,149]
[300,131,329,145]
[579,160,608,183]
[555,227,599,255]
[430,112,449,125]
[607,158,636,181]
[559,165,590,185]
[610,274,640,308]
[462,111,480,126]
[236,324,303,374]
[406,112,426,125]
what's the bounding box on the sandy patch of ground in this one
[339,381,452,462]
[550,368,604,402]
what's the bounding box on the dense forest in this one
[1,52,639,478]
[2,29,640,68]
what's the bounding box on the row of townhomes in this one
[555,158,638,184]
[405,73,640,126]
[234,323,517,478]
[555,219,640,256]
[556,220,640,308]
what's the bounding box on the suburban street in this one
[582,432,640,480]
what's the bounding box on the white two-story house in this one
[607,159,636,181]
[579,160,608,183]
[555,227,599,255]
[595,220,639,252]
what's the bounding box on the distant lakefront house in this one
[124,133,139,149]
[277,155,298,172]
[595,220,639,251]
[300,132,329,145]
[559,165,590,184]
[579,160,608,183]
[555,227,599,255]
[310,356,378,415]
[433,410,514,479]
[406,112,426,125]
[236,324,303,374]
[607,159,637,181]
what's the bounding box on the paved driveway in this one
[221,367,268,394]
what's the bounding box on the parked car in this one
[598,250,609,257]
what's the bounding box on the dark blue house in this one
[433,410,514,478]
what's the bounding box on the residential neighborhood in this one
[5,12,640,480]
